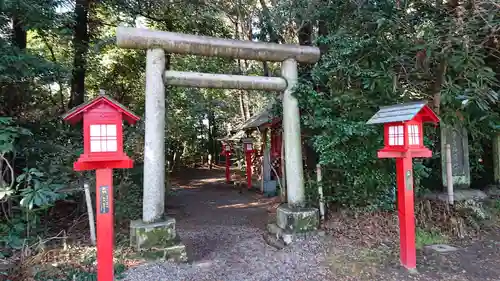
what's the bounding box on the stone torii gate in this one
[117,26,321,255]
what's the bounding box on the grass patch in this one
[34,263,127,281]
[415,227,447,249]
[494,200,500,212]
[22,245,141,281]
[326,244,397,279]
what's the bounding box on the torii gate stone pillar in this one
[117,26,320,258]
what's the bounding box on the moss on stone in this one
[136,245,188,262]
[130,218,177,250]
[129,219,188,263]
[136,226,176,249]
[277,205,319,233]
[294,213,318,232]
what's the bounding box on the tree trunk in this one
[297,21,313,79]
[432,0,461,115]
[69,0,90,108]
[318,18,329,56]
[12,15,26,49]
[3,8,27,116]
[431,60,447,115]
[259,0,281,43]
[259,0,281,77]
[208,109,215,170]
[243,92,251,119]
[239,92,246,121]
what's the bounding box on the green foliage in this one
[16,167,66,210]
[0,0,498,276]
[0,117,31,199]
[0,118,78,257]
[415,227,447,249]
[114,166,144,221]
[291,0,499,208]
[0,217,26,252]
[493,200,500,215]
[0,117,31,154]
[34,262,127,281]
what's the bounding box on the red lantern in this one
[373,102,439,159]
[220,142,232,183]
[242,138,255,189]
[243,139,254,152]
[62,95,140,171]
[367,101,439,271]
[62,94,139,281]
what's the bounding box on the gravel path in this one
[122,168,500,281]
[123,168,333,281]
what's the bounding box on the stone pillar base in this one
[130,217,187,262]
[266,204,319,246]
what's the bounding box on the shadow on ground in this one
[325,217,500,281]
[123,167,500,281]
[169,167,276,261]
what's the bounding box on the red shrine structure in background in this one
[220,103,293,192]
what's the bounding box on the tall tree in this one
[69,0,90,108]
[12,11,26,49]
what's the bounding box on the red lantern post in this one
[62,94,140,281]
[221,142,232,183]
[367,101,439,271]
[243,138,255,189]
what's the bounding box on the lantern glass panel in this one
[246,143,253,151]
[388,125,404,146]
[225,145,231,151]
[89,124,118,152]
[408,125,420,145]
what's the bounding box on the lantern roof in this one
[366,101,439,125]
[218,130,246,142]
[62,94,140,125]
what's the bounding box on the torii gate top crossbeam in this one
[116,27,320,64]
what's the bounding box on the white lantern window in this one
[408,125,420,145]
[388,125,404,146]
[225,145,231,151]
[90,124,118,152]
[246,143,253,151]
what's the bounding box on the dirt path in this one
[123,167,332,281]
[123,167,500,281]
[168,167,274,261]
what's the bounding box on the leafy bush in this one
[0,118,81,256]
[295,0,499,208]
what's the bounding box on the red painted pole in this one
[245,152,252,189]
[225,152,231,183]
[96,168,114,281]
[396,156,416,270]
